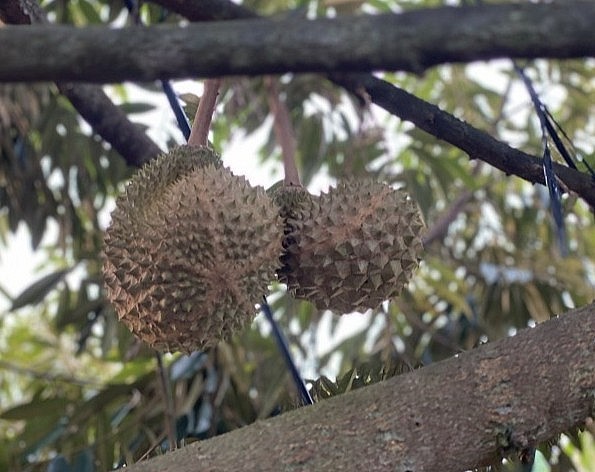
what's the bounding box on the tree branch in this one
[0,0,161,167]
[422,190,474,246]
[124,303,595,472]
[1,3,594,83]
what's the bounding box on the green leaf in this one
[118,102,157,115]
[10,268,71,311]
[179,93,200,121]
[56,297,103,330]
[1,398,70,420]
[26,419,68,456]
[77,0,102,24]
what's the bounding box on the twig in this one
[137,430,167,462]
[188,78,222,146]
[422,77,512,247]
[155,352,177,451]
[264,77,301,186]
[422,190,474,246]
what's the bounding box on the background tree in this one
[0,0,594,471]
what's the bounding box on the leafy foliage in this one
[0,0,593,471]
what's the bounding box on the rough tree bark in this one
[124,304,595,472]
[1,3,594,83]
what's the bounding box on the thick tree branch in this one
[125,303,595,472]
[1,3,595,83]
[0,0,161,166]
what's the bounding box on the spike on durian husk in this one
[275,180,425,313]
[123,145,222,222]
[103,145,282,353]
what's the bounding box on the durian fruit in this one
[103,145,282,353]
[274,180,424,313]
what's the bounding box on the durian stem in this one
[188,78,222,147]
[264,77,301,187]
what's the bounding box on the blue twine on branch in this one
[160,80,191,140]
[123,0,191,140]
[262,297,313,406]
[515,65,568,257]
[543,107,595,178]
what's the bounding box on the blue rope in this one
[124,0,191,139]
[262,297,313,406]
[543,107,595,177]
[515,65,568,257]
[161,80,191,140]
[475,0,572,256]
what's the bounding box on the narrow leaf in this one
[10,268,70,311]
[1,398,69,420]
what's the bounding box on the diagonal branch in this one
[123,303,595,472]
[59,83,161,166]
[332,73,595,209]
[0,0,161,167]
[1,2,595,83]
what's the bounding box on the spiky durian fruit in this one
[103,145,281,353]
[274,180,424,313]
